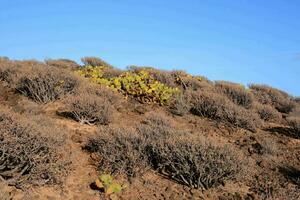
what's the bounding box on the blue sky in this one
[0,0,299,95]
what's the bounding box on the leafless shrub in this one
[253,103,282,122]
[249,84,295,113]
[0,59,19,85]
[169,92,191,116]
[81,56,113,67]
[16,66,80,103]
[190,91,262,132]
[0,108,69,187]
[62,93,113,125]
[76,83,122,106]
[171,70,212,91]
[45,58,80,69]
[146,136,240,189]
[215,81,254,108]
[84,127,148,178]
[287,117,300,137]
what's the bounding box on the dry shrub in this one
[76,83,122,106]
[190,91,262,132]
[287,117,300,137]
[250,84,295,113]
[45,58,79,69]
[0,59,19,85]
[215,81,254,108]
[171,70,212,91]
[85,114,241,190]
[16,66,80,103]
[62,93,113,125]
[169,92,191,116]
[100,66,123,79]
[253,103,282,122]
[81,56,113,67]
[146,136,240,189]
[84,127,148,178]
[0,108,69,187]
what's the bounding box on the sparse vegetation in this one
[215,81,253,108]
[45,58,80,69]
[81,56,114,68]
[250,84,295,113]
[190,90,262,131]
[146,136,240,189]
[287,117,300,137]
[85,127,148,178]
[16,66,79,103]
[0,108,69,187]
[0,57,299,199]
[253,103,282,122]
[62,93,113,125]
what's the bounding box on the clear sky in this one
[0,0,299,95]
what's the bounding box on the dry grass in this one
[0,108,69,187]
[215,81,254,108]
[190,90,262,132]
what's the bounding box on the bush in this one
[0,108,69,187]
[146,136,240,189]
[17,66,79,103]
[77,66,179,105]
[84,127,148,178]
[62,93,113,125]
[287,117,300,137]
[215,81,254,108]
[253,103,282,122]
[190,91,262,132]
[81,56,113,68]
[169,92,191,116]
[76,83,122,106]
[171,70,212,91]
[0,59,19,85]
[45,58,80,69]
[249,84,295,113]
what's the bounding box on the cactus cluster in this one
[77,66,179,105]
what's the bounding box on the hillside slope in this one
[0,57,299,200]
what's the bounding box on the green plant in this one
[77,66,179,105]
[95,174,127,196]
